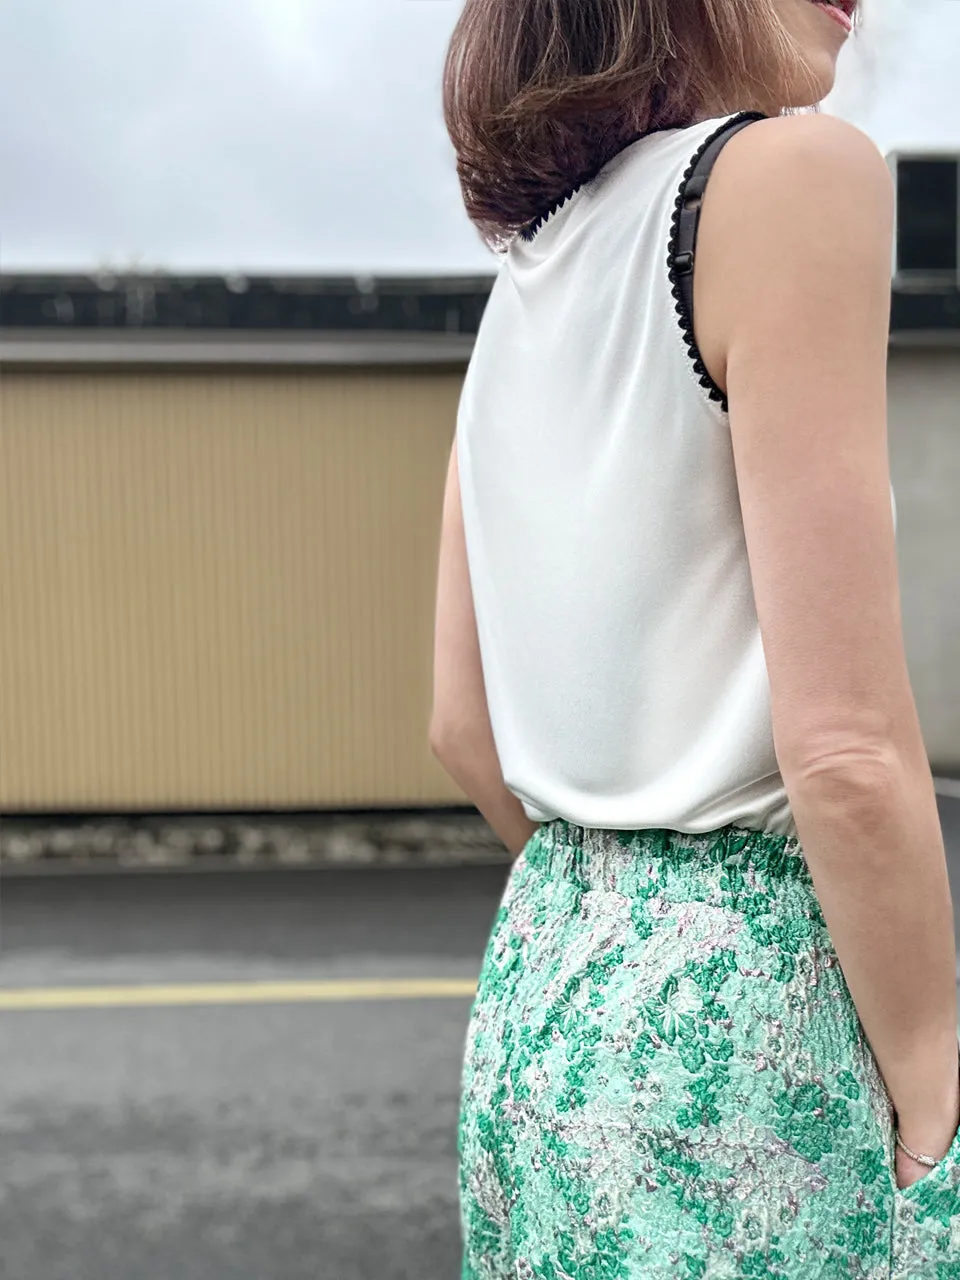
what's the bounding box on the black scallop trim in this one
[517,120,703,243]
[666,111,767,414]
[519,183,585,243]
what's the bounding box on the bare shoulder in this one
[692,112,895,412]
[695,112,895,348]
[708,113,894,215]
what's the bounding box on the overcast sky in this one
[0,0,956,276]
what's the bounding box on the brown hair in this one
[443,0,823,251]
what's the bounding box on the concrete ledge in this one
[5,785,954,874]
[0,811,510,875]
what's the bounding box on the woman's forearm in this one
[430,726,538,857]
[787,744,959,1157]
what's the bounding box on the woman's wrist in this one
[896,1104,959,1163]
[891,1044,960,1162]
[896,1130,942,1169]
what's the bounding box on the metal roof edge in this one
[0,328,477,370]
[888,330,960,348]
[2,325,957,370]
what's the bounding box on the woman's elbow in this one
[428,719,447,762]
[429,712,462,766]
[429,708,486,778]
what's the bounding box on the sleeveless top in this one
[456,112,850,838]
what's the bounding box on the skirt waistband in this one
[524,820,810,890]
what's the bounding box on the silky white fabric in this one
[457,114,894,837]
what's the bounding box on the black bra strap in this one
[669,111,766,409]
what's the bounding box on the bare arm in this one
[696,113,958,1179]
[430,438,538,857]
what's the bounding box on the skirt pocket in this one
[890,1078,960,1277]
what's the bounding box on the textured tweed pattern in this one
[458,822,960,1278]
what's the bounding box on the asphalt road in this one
[1,797,959,1280]
[0,862,509,1280]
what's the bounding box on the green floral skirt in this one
[458,821,960,1279]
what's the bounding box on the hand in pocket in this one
[895,1144,938,1191]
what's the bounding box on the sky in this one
[0,0,957,277]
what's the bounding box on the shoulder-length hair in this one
[443,0,822,251]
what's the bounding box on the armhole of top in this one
[666,111,768,414]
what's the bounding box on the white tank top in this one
[457,113,864,838]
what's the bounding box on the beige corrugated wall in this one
[0,368,466,811]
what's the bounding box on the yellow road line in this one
[0,977,478,1012]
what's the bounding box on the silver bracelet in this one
[895,1129,940,1169]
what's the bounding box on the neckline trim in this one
[519,181,588,243]
[515,121,694,244]
[515,115,745,246]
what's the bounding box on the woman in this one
[430,0,960,1275]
